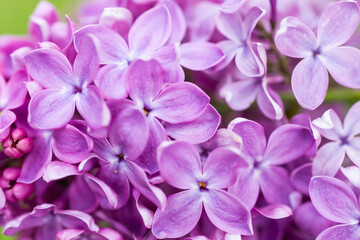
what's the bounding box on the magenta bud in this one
[12,183,34,200]
[4,189,17,203]
[2,136,13,148]
[3,167,21,181]
[4,147,24,159]
[0,177,10,188]
[16,137,34,153]
[11,128,27,142]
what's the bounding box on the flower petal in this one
[179,42,224,71]
[0,110,16,142]
[317,1,360,50]
[76,86,111,129]
[68,176,99,213]
[216,11,245,42]
[57,209,99,232]
[152,189,202,239]
[3,70,28,109]
[341,166,360,189]
[73,34,99,86]
[229,168,260,209]
[163,105,220,144]
[254,204,292,219]
[43,161,81,182]
[0,188,5,209]
[345,137,360,167]
[124,161,166,210]
[129,6,171,57]
[312,142,345,177]
[29,89,76,129]
[52,124,93,164]
[290,163,312,195]
[227,117,266,159]
[316,224,360,240]
[309,176,360,224]
[320,46,360,88]
[163,0,186,43]
[344,101,360,136]
[203,189,252,235]
[204,147,247,189]
[18,136,52,183]
[235,44,264,77]
[291,56,328,110]
[152,82,209,123]
[96,64,128,100]
[275,17,316,58]
[126,59,163,107]
[24,49,74,89]
[157,141,201,189]
[85,173,118,209]
[108,105,149,160]
[263,124,314,165]
[256,82,284,120]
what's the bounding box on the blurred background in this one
[0,0,81,34]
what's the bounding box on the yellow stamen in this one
[198,182,207,188]
[113,170,118,173]
[143,109,149,116]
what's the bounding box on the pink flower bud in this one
[4,189,17,203]
[4,147,24,159]
[3,167,21,181]
[2,128,33,158]
[11,128,27,142]
[12,183,34,200]
[16,137,34,153]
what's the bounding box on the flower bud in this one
[2,128,33,158]
[12,183,34,200]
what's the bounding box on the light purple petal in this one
[344,101,360,136]
[68,176,99,213]
[52,124,93,163]
[57,209,99,232]
[0,110,16,142]
[0,188,5,209]
[163,105,220,144]
[256,82,284,120]
[312,142,345,177]
[96,64,127,100]
[203,189,253,235]
[3,70,28,109]
[56,229,85,240]
[179,42,224,71]
[152,189,202,239]
[157,141,201,189]
[129,6,171,57]
[124,161,166,210]
[290,163,312,195]
[126,59,163,107]
[345,137,360,167]
[204,147,247,189]
[152,82,209,123]
[291,56,328,110]
[341,166,360,189]
[228,117,266,159]
[216,11,245,42]
[254,204,292,219]
[18,136,52,183]
[98,163,130,209]
[73,34,99,86]
[24,49,74,89]
[99,7,133,37]
[229,168,260,209]
[76,86,111,129]
[309,176,360,224]
[320,46,360,88]
[316,224,360,240]
[43,161,81,182]
[85,173,118,209]
[74,25,129,64]
[243,7,266,40]
[163,0,186,43]
[259,166,294,205]
[220,79,259,111]
[312,109,343,141]
[133,190,153,229]
[134,117,167,174]
[317,1,360,49]
[263,124,314,165]
[28,89,76,129]
[109,105,149,160]
[275,17,316,58]
[220,0,247,13]
[235,44,264,77]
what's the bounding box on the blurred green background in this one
[0,0,82,34]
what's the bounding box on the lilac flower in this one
[309,176,360,240]
[57,228,123,240]
[0,71,27,141]
[312,101,360,176]
[24,34,110,129]
[215,7,266,77]
[152,141,252,238]
[90,104,166,209]
[120,59,219,173]
[220,44,284,120]
[275,0,360,109]
[228,118,314,208]
[2,204,99,239]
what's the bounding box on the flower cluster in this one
[0,0,360,239]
